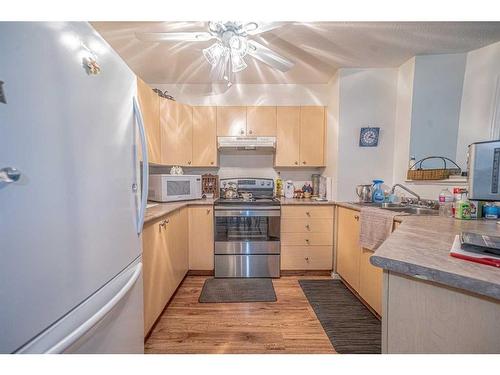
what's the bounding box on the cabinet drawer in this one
[281,205,333,219]
[281,232,333,246]
[281,246,332,270]
[281,218,333,233]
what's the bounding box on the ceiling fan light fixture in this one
[202,42,226,66]
[228,35,248,56]
[230,51,247,73]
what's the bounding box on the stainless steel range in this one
[214,178,281,278]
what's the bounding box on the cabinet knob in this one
[305,224,310,230]
[302,161,306,165]
[305,257,310,262]
[305,239,310,244]
[206,209,211,214]
[188,161,191,165]
[249,130,253,134]
[210,161,214,165]
[240,129,244,135]
[354,215,359,221]
[306,211,311,216]
[294,161,298,165]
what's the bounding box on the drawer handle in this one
[354,215,359,221]
[306,211,311,216]
[305,224,310,230]
[305,239,310,244]
[305,257,310,262]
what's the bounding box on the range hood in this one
[217,136,276,151]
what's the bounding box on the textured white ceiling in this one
[92,21,500,84]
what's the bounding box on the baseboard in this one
[187,270,214,276]
[281,270,332,277]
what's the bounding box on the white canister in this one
[284,180,294,199]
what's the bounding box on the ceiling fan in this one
[136,21,295,86]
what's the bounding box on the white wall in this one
[456,40,500,168]
[410,54,466,168]
[330,68,398,202]
[323,73,340,199]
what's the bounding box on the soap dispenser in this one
[372,179,385,203]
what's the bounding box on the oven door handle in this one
[214,210,281,217]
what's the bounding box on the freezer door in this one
[17,258,144,354]
[0,22,141,353]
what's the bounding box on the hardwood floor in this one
[145,276,336,354]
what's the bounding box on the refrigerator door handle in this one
[133,96,149,235]
[45,262,143,354]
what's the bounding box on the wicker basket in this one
[407,156,462,181]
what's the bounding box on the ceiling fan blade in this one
[135,31,214,42]
[244,22,285,35]
[247,40,294,72]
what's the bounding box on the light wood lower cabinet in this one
[336,207,361,291]
[188,205,214,270]
[142,208,189,336]
[281,205,334,271]
[335,206,385,315]
[359,248,382,315]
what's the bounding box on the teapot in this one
[356,184,372,203]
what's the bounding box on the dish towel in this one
[359,207,399,251]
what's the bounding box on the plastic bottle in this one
[438,188,454,217]
[454,191,471,220]
[372,179,385,203]
[275,172,283,197]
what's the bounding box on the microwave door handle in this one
[133,96,149,235]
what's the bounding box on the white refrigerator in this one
[0,22,148,353]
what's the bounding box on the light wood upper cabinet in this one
[160,100,193,166]
[300,106,326,166]
[188,206,214,270]
[336,207,361,291]
[136,78,161,164]
[192,106,217,167]
[217,106,247,136]
[246,106,277,136]
[276,107,300,166]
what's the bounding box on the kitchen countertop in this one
[279,198,336,205]
[369,214,500,300]
[144,198,215,224]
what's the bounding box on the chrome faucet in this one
[390,184,421,202]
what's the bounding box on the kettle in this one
[284,180,294,199]
[356,184,372,203]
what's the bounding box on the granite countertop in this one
[370,215,500,300]
[279,198,336,205]
[144,198,215,224]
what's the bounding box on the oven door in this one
[214,207,280,255]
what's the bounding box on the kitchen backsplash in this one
[149,153,321,191]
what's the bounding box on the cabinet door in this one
[246,106,276,136]
[160,100,193,166]
[169,209,188,290]
[137,78,161,164]
[359,248,383,315]
[188,206,214,270]
[275,106,300,166]
[216,106,246,136]
[336,207,361,290]
[192,106,217,167]
[142,218,170,336]
[299,106,326,166]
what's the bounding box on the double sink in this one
[354,202,439,216]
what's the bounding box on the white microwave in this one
[148,174,202,202]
